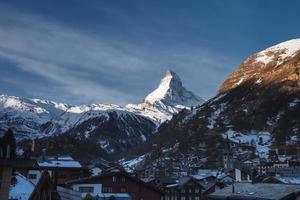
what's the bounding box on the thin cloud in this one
[0,3,238,104]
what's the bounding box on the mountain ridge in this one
[0,70,203,162]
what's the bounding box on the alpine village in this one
[2,1,300,200]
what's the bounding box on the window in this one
[181,189,185,193]
[79,186,94,193]
[28,174,37,179]
[120,187,127,193]
[195,197,200,200]
[112,176,116,182]
[180,197,185,200]
[102,186,113,193]
[195,188,200,193]
[189,189,192,193]
[121,177,126,182]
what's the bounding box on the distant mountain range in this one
[131,38,300,170]
[0,70,204,162]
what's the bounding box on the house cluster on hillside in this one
[3,130,300,200]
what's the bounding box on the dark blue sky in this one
[0,0,300,105]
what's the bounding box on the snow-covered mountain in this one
[132,38,300,170]
[0,70,203,161]
[127,70,204,123]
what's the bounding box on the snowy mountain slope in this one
[219,38,300,94]
[0,95,157,147]
[145,70,203,107]
[0,69,203,161]
[0,95,64,138]
[127,70,204,123]
[133,38,300,169]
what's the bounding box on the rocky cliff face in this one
[133,39,300,169]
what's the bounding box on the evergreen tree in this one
[2,129,16,158]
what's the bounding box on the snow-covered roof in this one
[38,156,82,168]
[208,182,300,200]
[269,176,300,185]
[9,173,35,200]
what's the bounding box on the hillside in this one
[132,39,300,170]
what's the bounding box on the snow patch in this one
[223,130,272,159]
[288,99,300,107]
[207,103,226,129]
[254,38,300,66]
[120,154,146,172]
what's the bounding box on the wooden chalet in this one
[67,170,164,200]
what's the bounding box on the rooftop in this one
[37,156,82,169]
[207,182,300,200]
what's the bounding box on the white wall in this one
[72,183,102,198]
[235,168,241,182]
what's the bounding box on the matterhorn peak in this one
[126,70,204,123]
[144,70,182,104]
[144,70,204,107]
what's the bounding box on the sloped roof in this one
[263,176,300,185]
[207,182,300,200]
[9,173,35,200]
[37,156,82,169]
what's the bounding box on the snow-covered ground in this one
[119,154,147,172]
[207,103,226,129]
[254,38,300,66]
[223,129,272,159]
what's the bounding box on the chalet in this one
[162,174,224,200]
[67,170,164,200]
[16,156,85,186]
[163,177,205,200]
[29,170,81,200]
[207,182,300,200]
[8,170,81,200]
[88,158,116,176]
[28,170,61,200]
